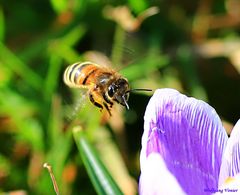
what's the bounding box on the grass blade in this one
[0,42,43,90]
[73,127,123,195]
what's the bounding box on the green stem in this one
[111,25,125,67]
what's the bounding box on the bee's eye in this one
[108,85,114,97]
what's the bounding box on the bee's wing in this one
[63,89,88,122]
[83,51,113,67]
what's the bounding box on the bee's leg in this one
[103,93,113,108]
[109,101,113,108]
[89,92,103,111]
[103,102,112,116]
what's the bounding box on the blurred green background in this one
[0,0,240,194]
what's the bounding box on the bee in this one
[63,61,131,116]
[63,61,151,116]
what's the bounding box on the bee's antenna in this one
[123,88,152,110]
[126,88,152,94]
[122,95,129,110]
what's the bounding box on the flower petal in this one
[140,88,228,195]
[218,120,240,186]
[139,153,186,195]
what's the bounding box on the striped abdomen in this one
[63,62,101,88]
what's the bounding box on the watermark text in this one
[204,188,238,193]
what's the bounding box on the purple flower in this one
[139,89,240,195]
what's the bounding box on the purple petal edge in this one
[218,119,240,186]
[139,153,186,195]
[140,88,228,195]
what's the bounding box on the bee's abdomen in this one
[63,62,98,87]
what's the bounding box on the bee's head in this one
[108,78,130,109]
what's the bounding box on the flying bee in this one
[63,61,151,116]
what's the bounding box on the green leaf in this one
[61,25,86,47]
[0,88,44,151]
[50,0,68,14]
[44,55,63,101]
[48,25,86,63]
[128,0,148,14]
[0,43,43,90]
[120,54,169,81]
[73,127,123,195]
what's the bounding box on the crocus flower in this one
[139,88,240,195]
